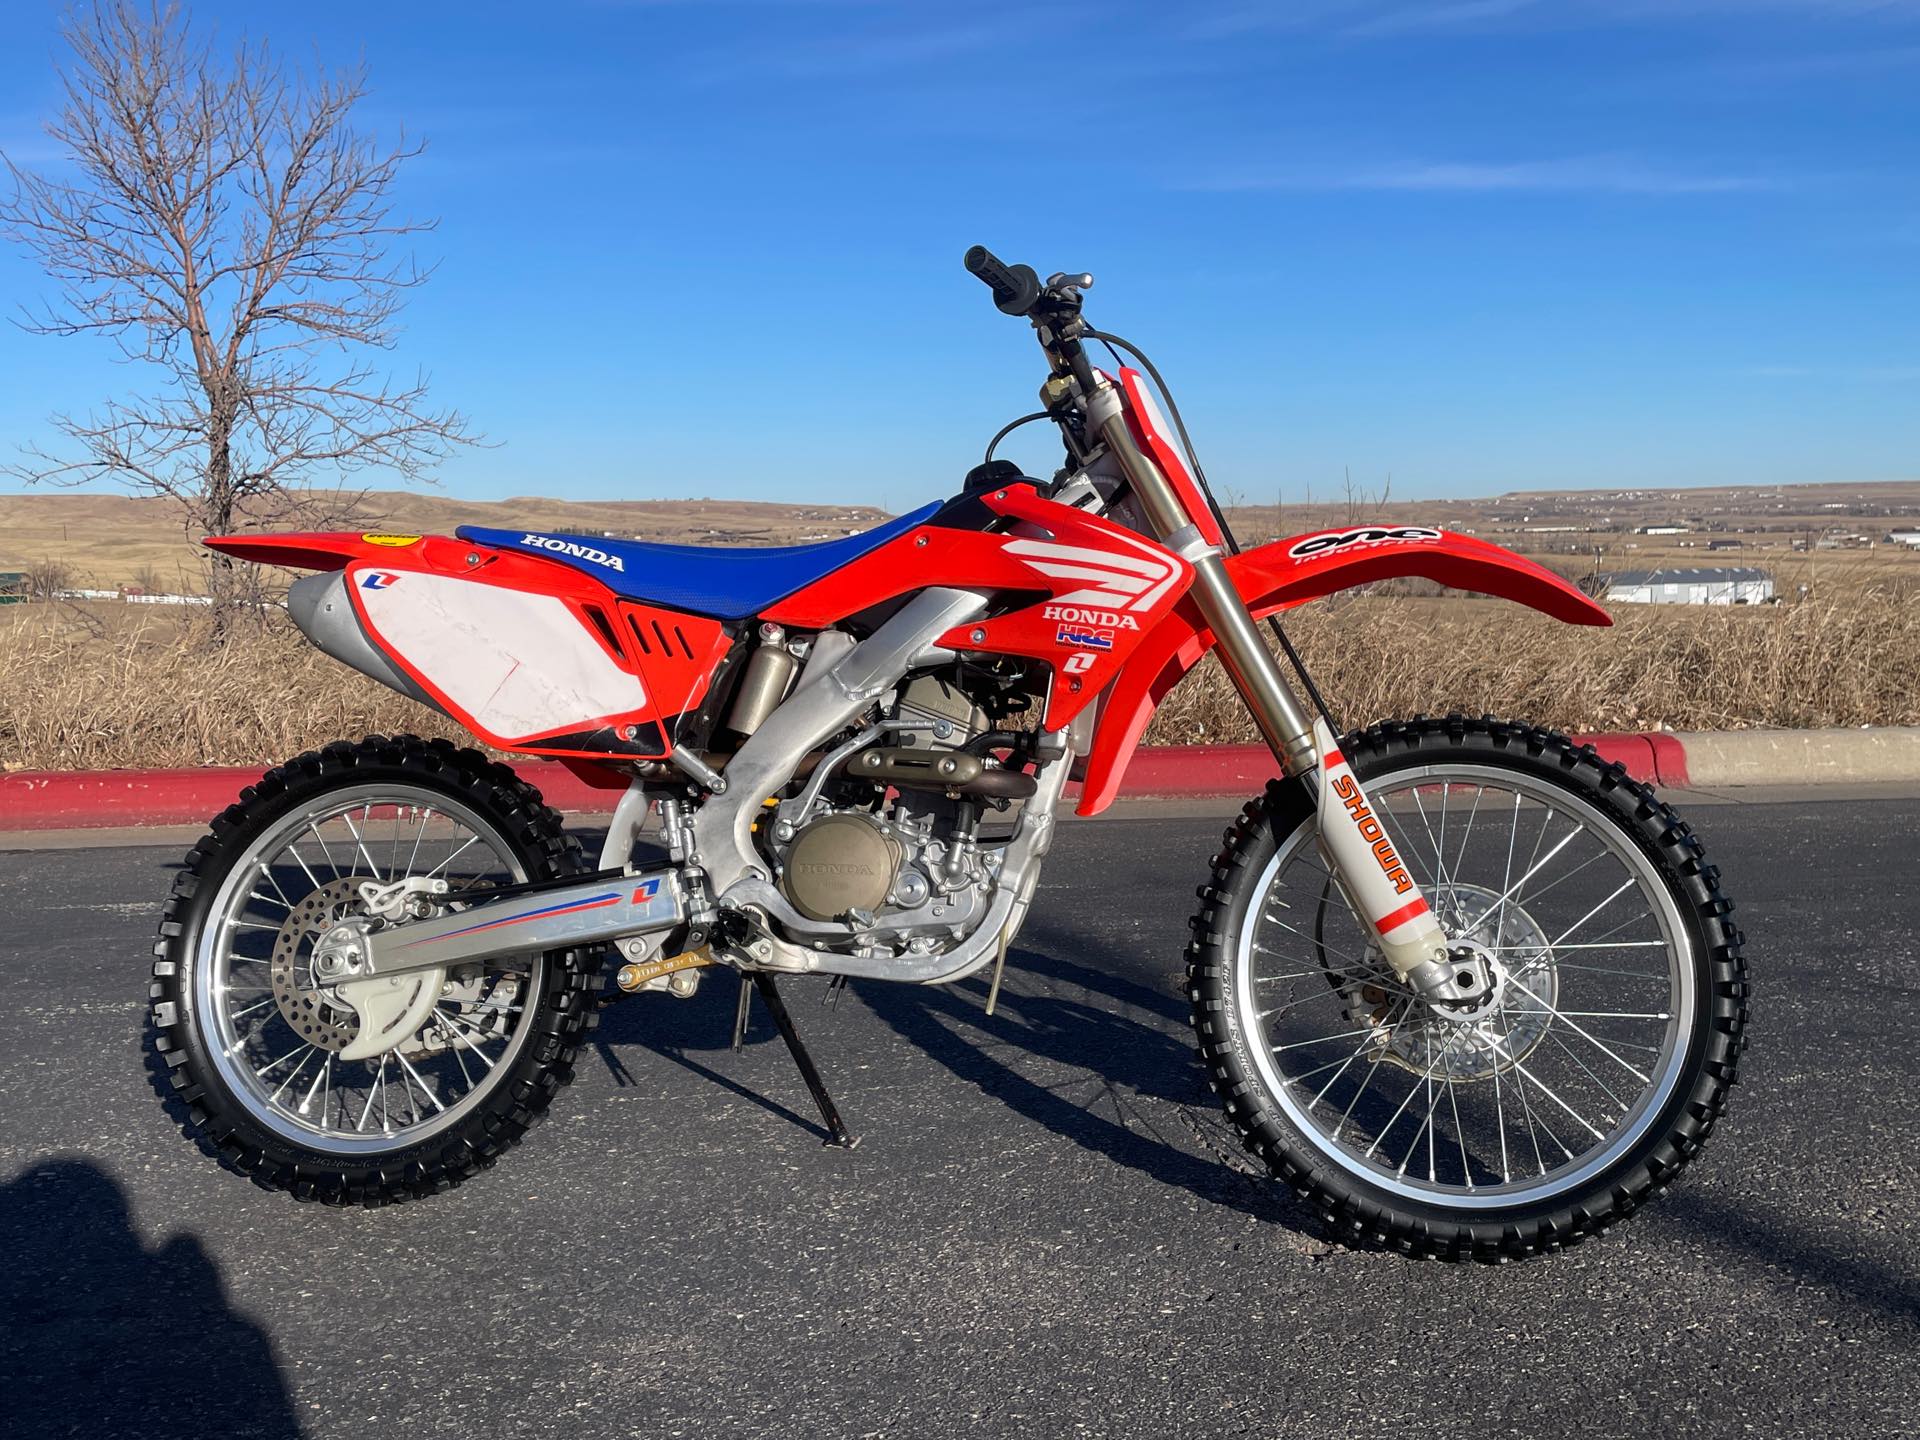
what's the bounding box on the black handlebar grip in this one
[963,245,1043,316]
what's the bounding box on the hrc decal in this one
[1054,623,1115,651]
[360,570,401,590]
[361,533,422,547]
[632,878,661,902]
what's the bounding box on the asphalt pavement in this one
[1,795,1916,1439]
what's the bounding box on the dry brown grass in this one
[0,606,473,771]
[1145,590,1920,744]
[3,589,1917,773]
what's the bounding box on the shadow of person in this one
[0,1160,304,1440]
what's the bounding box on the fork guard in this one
[1076,525,1612,816]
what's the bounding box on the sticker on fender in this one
[1055,624,1114,651]
[1288,526,1441,560]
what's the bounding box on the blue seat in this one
[456,501,942,620]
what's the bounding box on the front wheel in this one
[1187,717,1747,1260]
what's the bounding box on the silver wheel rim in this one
[1232,763,1696,1208]
[193,783,543,1156]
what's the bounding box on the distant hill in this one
[2,477,1915,592]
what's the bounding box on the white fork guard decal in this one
[1309,718,1451,981]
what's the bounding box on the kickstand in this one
[731,974,754,1052]
[751,972,859,1149]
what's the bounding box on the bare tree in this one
[0,2,474,629]
[24,557,80,602]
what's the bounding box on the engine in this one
[768,667,1035,953]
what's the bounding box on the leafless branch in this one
[0,1,475,631]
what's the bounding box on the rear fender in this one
[217,530,732,765]
[1076,524,1612,815]
[202,529,441,571]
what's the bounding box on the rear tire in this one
[1186,716,1748,1260]
[148,736,604,1206]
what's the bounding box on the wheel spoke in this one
[424,833,482,881]
[342,805,384,882]
[1502,972,1654,1083]
[356,1056,386,1132]
[393,1051,447,1113]
[306,822,345,881]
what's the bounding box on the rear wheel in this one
[148,736,603,1205]
[1187,716,1747,1260]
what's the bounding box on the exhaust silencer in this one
[287,570,444,713]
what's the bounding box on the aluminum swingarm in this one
[337,584,1067,991]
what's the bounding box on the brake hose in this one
[983,411,1052,463]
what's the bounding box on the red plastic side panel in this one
[768,484,1195,730]
[1076,525,1613,815]
[759,497,1049,629]
[205,529,731,761]
[930,487,1194,729]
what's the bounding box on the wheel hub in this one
[1366,883,1560,1082]
[269,877,372,1052]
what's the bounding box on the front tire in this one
[1187,716,1748,1260]
[148,736,604,1205]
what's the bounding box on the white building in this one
[1602,567,1774,606]
[1889,531,1920,549]
[1637,525,1691,535]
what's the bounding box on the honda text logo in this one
[1288,526,1442,560]
[1042,604,1138,632]
[518,534,627,572]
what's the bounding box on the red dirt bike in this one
[150,250,1747,1258]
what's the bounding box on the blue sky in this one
[1,0,1916,509]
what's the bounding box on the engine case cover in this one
[781,813,903,921]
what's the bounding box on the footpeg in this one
[614,945,712,996]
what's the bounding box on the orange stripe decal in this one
[1322,748,1345,767]
[1374,897,1431,935]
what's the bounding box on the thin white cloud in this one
[1185,155,1785,195]
[1343,0,1542,39]
[1188,0,1920,41]
[1696,44,1920,80]
[683,20,1005,83]
[1744,363,1920,380]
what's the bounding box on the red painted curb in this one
[0,732,1681,832]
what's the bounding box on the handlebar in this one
[963,245,1043,317]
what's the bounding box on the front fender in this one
[1076,524,1611,815]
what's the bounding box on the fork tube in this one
[1087,389,1317,775]
[1087,379,1462,997]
